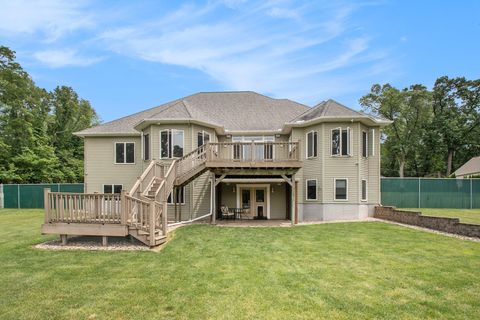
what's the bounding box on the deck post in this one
[162,201,168,236]
[120,190,127,225]
[211,172,216,224]
[102,236,108,247]
[60,234,67,246]
[149,200,156,247]
[291,174,296,226]
[44,188,51,223]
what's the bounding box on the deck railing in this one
[44,191,122,224]
[207,141,299,162]
[176,144,208,181]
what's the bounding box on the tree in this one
[0,45,98,183]
[360,84,433,177]
[432,77,480,176]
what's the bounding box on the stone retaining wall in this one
[374,206,480,238]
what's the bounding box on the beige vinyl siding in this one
[297,124,323,204]
[84,136,144,193]
[322,122,359,203]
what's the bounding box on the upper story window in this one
[306,131,318,158]
[160,129,184,159]
[115,142,135,164]
[232,136,274,160]
[143,134,150,160]
[197,131,210,147]
[331,127,351,156]
[362,131,368,158]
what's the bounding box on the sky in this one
[0,0,479,123]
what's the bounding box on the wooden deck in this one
[42,141,302,247]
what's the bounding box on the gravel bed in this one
[35,235,150,251]
[376,218,480,242]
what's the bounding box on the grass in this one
[402,208,480,225]
[1,209,480,319]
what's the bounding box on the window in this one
[167,187,185,204]
[103,184,123,194]
[334,179,347,200]
[143,134,150,160]
[232,136,274,160]
[306,179,317,200]
[362,131,368,158]
[361,179,367,201]
[306,131,318,158]
[331,128,351,156]
[197,131,210,147]
[160,129,184,158]
[115,142,135,164]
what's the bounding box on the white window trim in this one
[114,142,135,165]
[370,129,375,156]
[160,129,185,159]
[305,179,318,201]
[361,179,368,202]
[167,186,186,205]
[305,130,317,159]
[331,127,352,157]
[334,178,348,201]
[102,184,123,194]
[362,130,368,158]
[197,130,211,147]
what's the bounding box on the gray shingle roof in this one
[291,99,373,122]
[76,91,309,135]
[454,156,480,177]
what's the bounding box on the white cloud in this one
[33,49,103,68]
[98,1,394,102]
[0,0,94,41]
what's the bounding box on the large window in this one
[306,131,318,158]
[160,129,184,158]
[197,131,210,147]
[103,184,123,194]
[232,136,274,160]
[361,179,367,201]
[334,179,348,200]
[306,179,317,200]
[143,134,150,160]
[362,131,368,158]
[167,187,185,204]
[332,128,351,156]
[115,142,135,164]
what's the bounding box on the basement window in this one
[167,187,185,204]
[103,184,123,194]
[361,179,367,201]
[334,179,348,200]
[306,179,317,200]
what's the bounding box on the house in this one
[453,156,480,178]
[41,91,390,246]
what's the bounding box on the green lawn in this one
[402,208,480,225]
[1,209,480,319]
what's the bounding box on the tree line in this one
[0,46,98,183]
[360,78,480,177]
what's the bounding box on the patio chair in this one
[220,205,235,220]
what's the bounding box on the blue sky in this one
[0,0,479,122]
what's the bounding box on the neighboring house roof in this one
[75,92,389,137]
[453,156,480,177]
